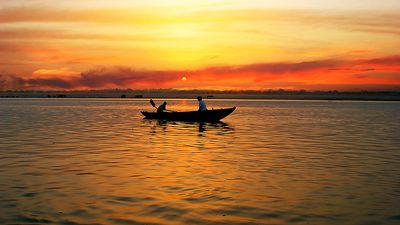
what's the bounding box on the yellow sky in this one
[0,1,399,90]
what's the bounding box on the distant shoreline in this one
[1,90,399,101]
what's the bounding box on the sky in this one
[0,0,399,91]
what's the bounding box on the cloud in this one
[363,55,400,65]
[202,59,343,74]
[78,67,180,88]
[0,74,25,90]
[1,6,399,77]
[1,56,399,91]
[25,77,75,89]
[31,68,81,79]
[1,7,399,35]
[0,7,173,24]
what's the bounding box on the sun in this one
[181,76,187,81]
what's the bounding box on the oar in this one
[150,99,157,109]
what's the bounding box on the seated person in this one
[157,101,167,113]
[197,96,207,111]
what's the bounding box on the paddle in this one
[150,99,157,109]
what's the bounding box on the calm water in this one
[0,99,399,225]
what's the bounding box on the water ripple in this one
[0,99,399,225]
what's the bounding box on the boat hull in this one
[141,107,236,122]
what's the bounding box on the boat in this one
[141,107,236,122]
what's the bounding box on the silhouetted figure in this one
[157,101,167,113]
[197,96,207,111]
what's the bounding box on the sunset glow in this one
[0,0,399,91]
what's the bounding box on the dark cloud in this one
[26,78,75,89]
[0,67,181,90]
[364,55,400,65]
[0,74,25,90]
[203,59,343,74]
[78,67,180,88]
[297,83,400,92]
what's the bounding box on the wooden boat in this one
[141,107,236,122]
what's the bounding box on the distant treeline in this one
[0,89,399,101]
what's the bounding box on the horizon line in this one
[1,88,399,93]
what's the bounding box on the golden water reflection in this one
[143,119,234,134]
[0,99,399,225]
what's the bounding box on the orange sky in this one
[0,1,399,91]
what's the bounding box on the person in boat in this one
[157,101,167,113]
[197,96,207,111]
